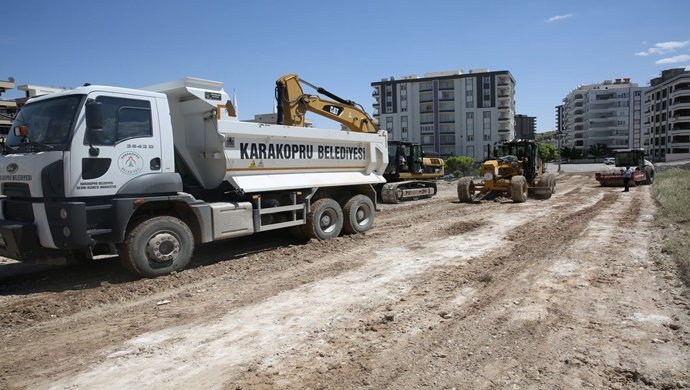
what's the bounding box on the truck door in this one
[69,93,162,197]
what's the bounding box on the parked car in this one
[604,157,615,165]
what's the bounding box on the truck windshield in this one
[6,95,84,149]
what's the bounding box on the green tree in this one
[587,143,612,161]
[538,143,558,162]
[561,146,583,161]
[444,155,476,176]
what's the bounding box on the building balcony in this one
[372,89,380,96]
[673,99,690,107]
[670,87,690,99]
[497,89,511,98]
[672,122,690,131]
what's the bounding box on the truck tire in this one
[342,195,375,234]
[510,175,528,203]
[643,166,655,185]
[457,177,476,203]
[304,198,343,240]
[120,216,194,278]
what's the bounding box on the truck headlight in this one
[63,226,71,237]
[484,173,494,181]
[0,233,6,247]
[59,208,68,220]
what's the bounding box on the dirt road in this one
[1,173,688,389]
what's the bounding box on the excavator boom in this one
[275,74,378,133]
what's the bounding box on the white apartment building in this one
[560,78,645,152]
[645,68,690,162]
[371,69,515,161]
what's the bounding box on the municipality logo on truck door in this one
[118,152,143,175]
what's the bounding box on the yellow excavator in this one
[275,74,378,133]
[275,74,443,203]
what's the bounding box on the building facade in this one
[559,78,645,153]
[0,82,66,134]
[371,69,515,161]
[0,78,17,134]
[514,114,536,139]
[645,68,690,162]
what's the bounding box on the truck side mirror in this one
[85,100,103,130]
[85,100,103,156]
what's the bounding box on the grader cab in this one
[457,139,556,203]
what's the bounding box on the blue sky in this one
[3,0,690,132]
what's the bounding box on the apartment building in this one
[514,114,536,139]
[0,78,17,134]
[559,78,645,152]
[371,69,515,161]
[0,81,66,134]
[645,68,690,162]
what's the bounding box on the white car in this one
[604,157,615,165]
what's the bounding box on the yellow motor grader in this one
[457,139,556,203]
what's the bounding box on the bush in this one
[653,169,690,289]
[444,156,477,177]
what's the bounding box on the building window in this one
[440,134,455,144]
[466,112,474,138]
[386,117,393,134]
[420,124,434,133]
[400,84,407,112]
[483,111,491,138]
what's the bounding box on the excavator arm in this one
[275,74,378,133]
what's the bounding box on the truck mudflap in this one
[380,180,437,204]
[0,221,67,263]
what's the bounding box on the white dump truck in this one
[0,77,388,277]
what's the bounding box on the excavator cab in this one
[386,142,425,175]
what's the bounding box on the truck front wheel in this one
[121,216,194,278]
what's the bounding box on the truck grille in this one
[2,183,34,222]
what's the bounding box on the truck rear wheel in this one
[511,175,528,203]
[120,216,194,278]
[304,198,343,240]
[457,177,476,202]
[342,195,375,234]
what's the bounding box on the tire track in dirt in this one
[40,179,592,383]
[241,186,620,389]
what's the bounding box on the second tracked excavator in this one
[275,74,443,203]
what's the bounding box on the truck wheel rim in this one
[320,210,336,233]
[355,204,371,226]
[146,232,181,263]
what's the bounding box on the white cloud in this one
[656,54,690,64]
[546,13,573,23]
[635,40,690,56]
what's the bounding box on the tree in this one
[561,146,583,161]
[587,143,612,161]
[444,155,476,176]
[538,143,558,162]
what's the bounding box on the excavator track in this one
[380,180,437,204]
